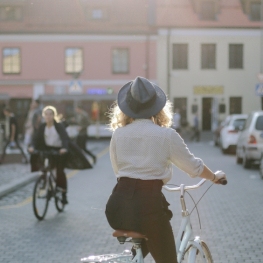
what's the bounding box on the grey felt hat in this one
[117,76,166,119]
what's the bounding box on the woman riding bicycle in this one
[29,106,70,205]
[106,77,227,263]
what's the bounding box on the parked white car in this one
[220,114,247,153]
[236,111,263,168]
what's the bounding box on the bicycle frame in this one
[81,179,209,263]
[163,179,207,263]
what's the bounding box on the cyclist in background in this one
[28,105,69,205]
[106,77,227,263]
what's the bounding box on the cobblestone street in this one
[1,139,263,263]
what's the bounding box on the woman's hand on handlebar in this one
[213,170,227,185]
[59,148,67,155]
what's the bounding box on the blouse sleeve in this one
[109,134,118,175]
[169,129,204,178]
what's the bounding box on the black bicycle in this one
[32,150,65,220]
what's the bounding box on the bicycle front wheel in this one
[187,241,213,263]
[32,174,49,220]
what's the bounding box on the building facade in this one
[0,0,262,132]
[156,0,263,130]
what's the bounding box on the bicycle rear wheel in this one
[54,188,65,212]
[32,174,49,220]
[186,241,213,263]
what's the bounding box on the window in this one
[233,119,246,130]
[229,97,242,114]
[200,1,216,20]
[112,48,129,74]
[255,116,263,130]
[250,3,261,21]
[0,6,22,21]
[229,44,243,69]
[201,44,216,69]
[172,44,188,69]
[3,48,21,74]
[65,48,83,74]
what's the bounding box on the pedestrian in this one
[0,107,28,164]
[24,99,42,148]
[105,76,227,263]
[31,99,42,134]
[74,104,96,164]
[172,108,181,135]
[190,112,200,142]
[28,105,92,205]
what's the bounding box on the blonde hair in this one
[42,105,60,122]
[108,100,173,131]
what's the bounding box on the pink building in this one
[0,0,157,127]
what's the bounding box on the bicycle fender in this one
[187,240,206,263]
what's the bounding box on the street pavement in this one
[1,134,263,263]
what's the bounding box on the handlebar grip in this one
[218,178,227,185]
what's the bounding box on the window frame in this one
[2,47,21,75]
[250,2,261,21]
[201,43,216,70]
[112,48,130,74]
[172,43,188,70]
[0,6,23,22]
[200,1,216,21]
[229,44,243,69]
[64,47,84,75]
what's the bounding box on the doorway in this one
[202,97,212,130]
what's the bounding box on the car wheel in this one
[221,144,228,154]
[242,151,251,169]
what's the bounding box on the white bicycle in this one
[81,178,227,263]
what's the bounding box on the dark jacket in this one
[32,122,92,170]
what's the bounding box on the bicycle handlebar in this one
[163,178,227,192]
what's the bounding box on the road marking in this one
[0,145,110,210]
[97,146,109,158]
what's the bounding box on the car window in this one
[255,116,263,130]
[233,119,246,130]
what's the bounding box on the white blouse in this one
[44,125,62,148]
[109,119,204,184]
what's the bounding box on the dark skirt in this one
[105,177,178,263]
[105,177,173,233]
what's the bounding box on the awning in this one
[39,93,117,101]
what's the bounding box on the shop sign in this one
[193,86,224,95]
[87,88,114,95]
[255,83,263,96]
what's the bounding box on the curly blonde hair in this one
[42,105,61,122]
[108,100,173,131]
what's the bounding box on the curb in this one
[0,171,41,199]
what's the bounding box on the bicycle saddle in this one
[113,230,147,244]
[112,230,146,239]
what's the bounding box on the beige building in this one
[156,0,262,130]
